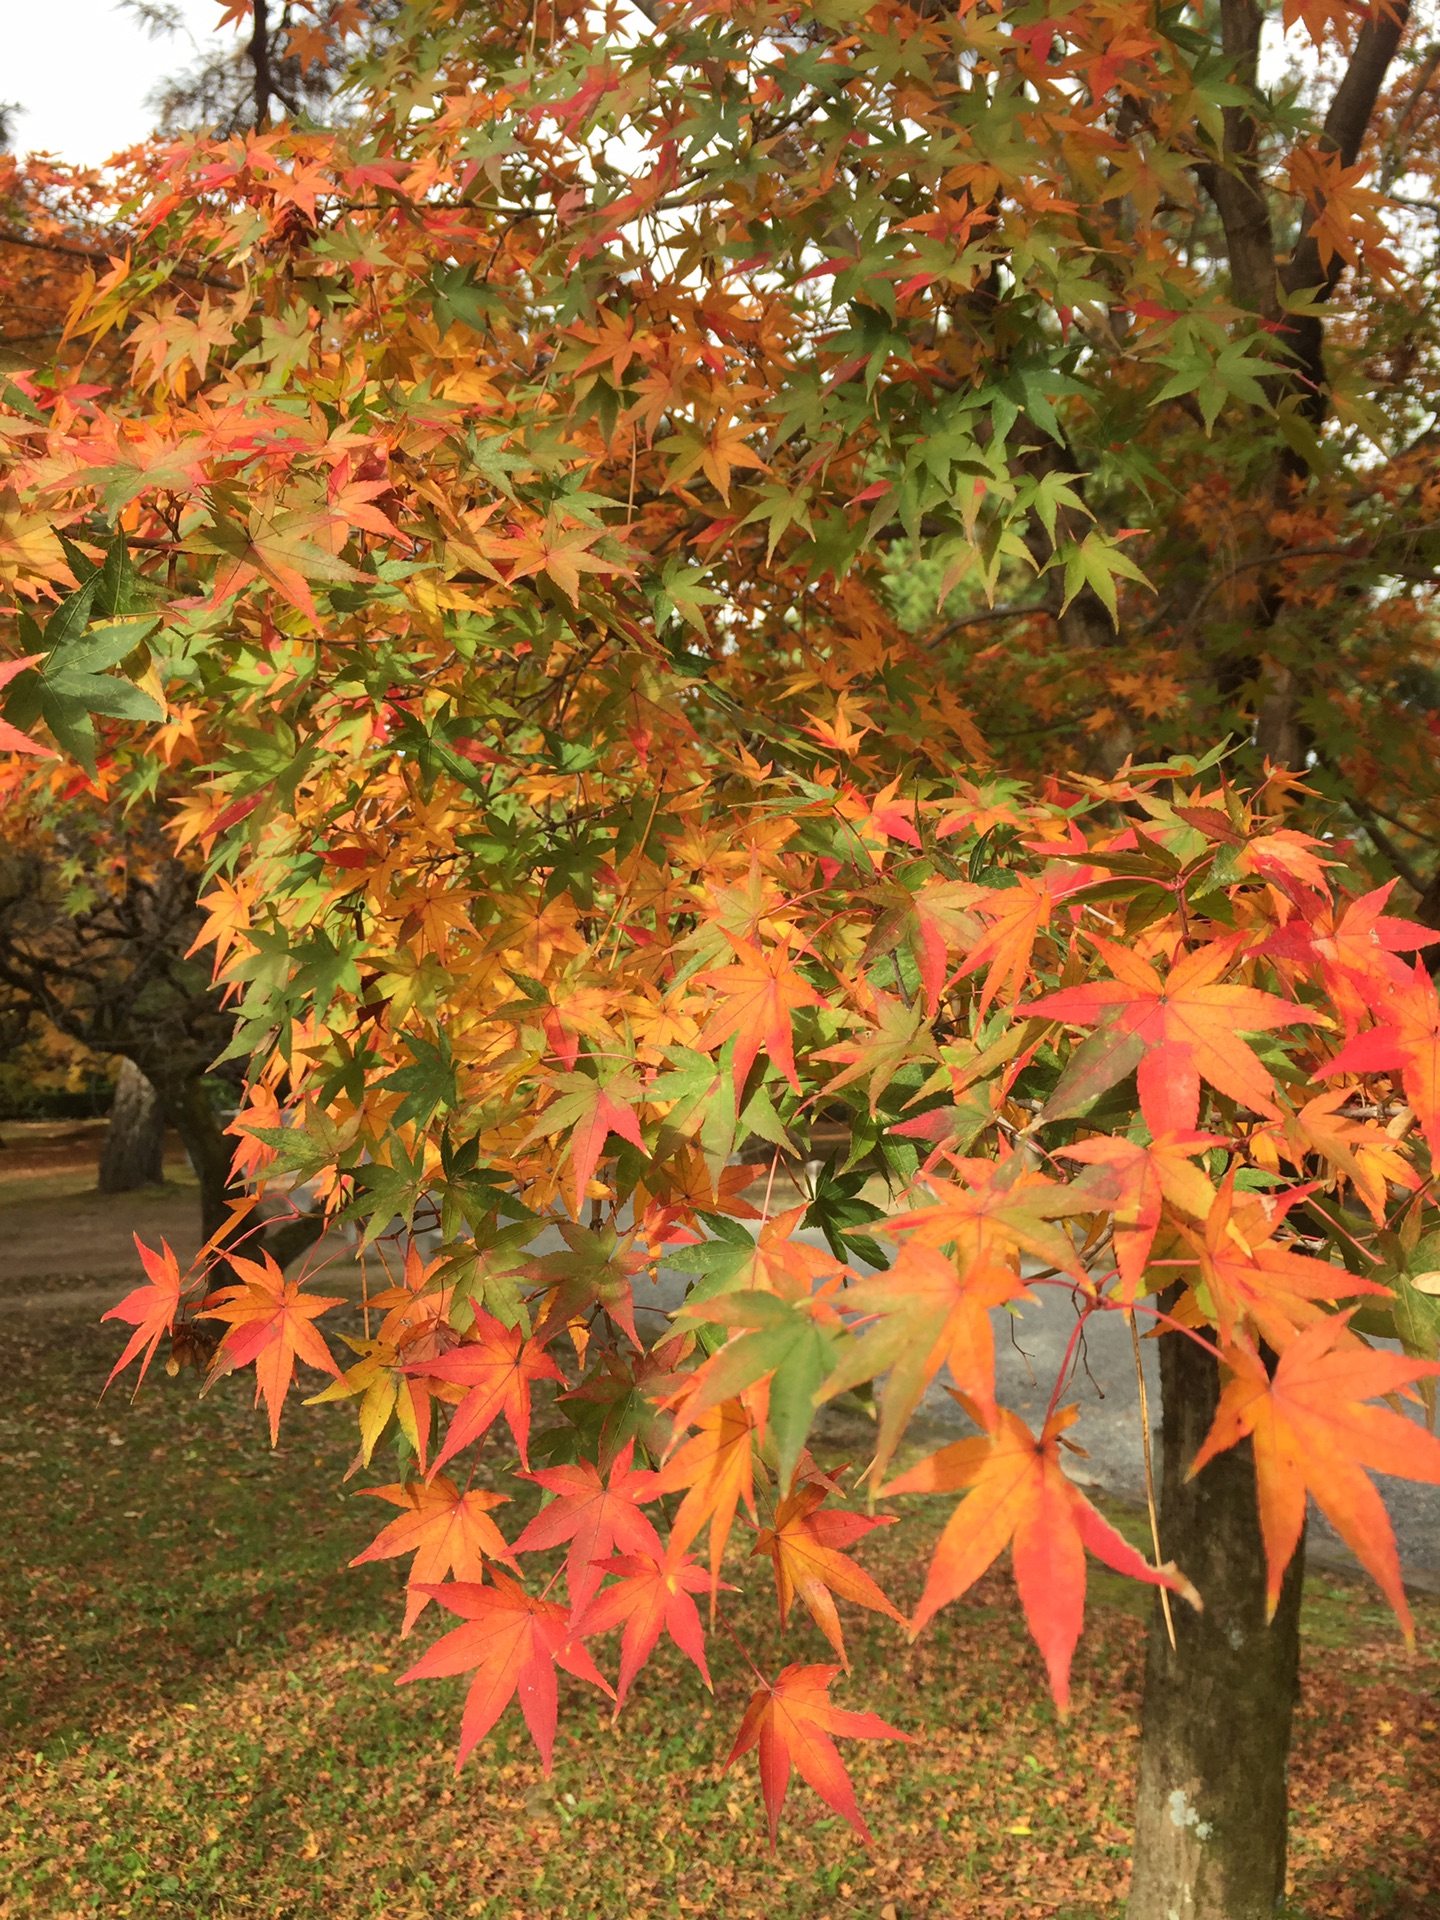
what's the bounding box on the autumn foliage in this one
[4,0,1440,1854]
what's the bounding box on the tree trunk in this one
[146,1068,325,1272]
[97,1058,165,1192]
[149,1069,237,1245]
[1128,1320,1305,1920]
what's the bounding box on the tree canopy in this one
[3,0,1440,1900]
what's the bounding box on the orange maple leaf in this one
[817,1243,1028,1481]
[351,1476,517,1633]
[1059,1130,1224,1301]
[527,1068,648,1214]
[959,868,1085,1017]
[1180,1173,1391,1350]
[696,939,825,1092]
[102,1234,187,1390]
[654,1397,757,1587]
[753,1483,905,1667]
[1191,1319,1440,1639]
[887,1405,1199,1713]
[1274,1087,1421,1226]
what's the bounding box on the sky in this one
[6,1,236,168]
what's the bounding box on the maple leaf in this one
[753,1483,905,1667]
[351,1477,517,1634]
[407,1311,566,1472]
[527,1221,652,1348]
[861,876,983,1016]
[527,1068,648,1215]
[675,1288,843,1492]
[1181,1173,1391,1349]
[890,1154,1091,1276]
[653,1397,757,1586]
[1191,1319,1440,1639]
[1030,934,1317,1133]
[576,1547,719,1707]
[812,990,937,1112]
[671,1204,841,1303]
[1259,881,1437,1037]
[400,1571,612,1771]
[725,1663,912,1846]
[696,939,825,1093]
[485,517,634,604]
[959,869,1084,1017]
[1273,1088,1420,1226]
[102,1235,187,1390]
[189,498,367,629]
[0,653,59,756]
[512,1441,664,1609]
[308,1334,436,1472]
[201,1253,343,1445]
[886,1406,1199,1712]
[1058,1130,1224,1301]
[1316,962,1440,1157]
[817,1244,1027,1483]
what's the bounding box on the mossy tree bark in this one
[1127,1318,1305,1920]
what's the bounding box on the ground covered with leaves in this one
[1,1287,1436,1920]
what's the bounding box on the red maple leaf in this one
[1316,960,1440,1156]
[512,1441,664,1608]
[1029,933,1316,1133]
[726,1663,912,1846]
[400,1571,612,1771]
[575,1547,719,1707]
[1258,880,1437,1036]
[407,1311,566,1473]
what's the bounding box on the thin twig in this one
[1130,1308,1175,1651]
[922,601,1053,649]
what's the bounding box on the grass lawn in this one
[0,1284,1437,1919]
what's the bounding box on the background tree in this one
[3,3,1440,1917]
[97,1056,165,1191]
[0,784,239,1236]
[0,773,320,1264]
[121,0,400,135]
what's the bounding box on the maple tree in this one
[4,2,1440,1916]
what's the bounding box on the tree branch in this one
[1199,0,1282,322]
[1284,1,1413,307]
[922,602,1054,648]
[251,0,274,126]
